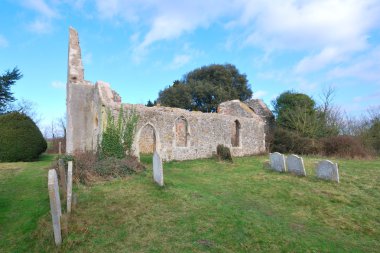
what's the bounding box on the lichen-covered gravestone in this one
[316,160,339,183]
[153,151,164,186]
[48,169,62,245]
[67,161,73,213]
[269,152,286,172]
[286,154,306,176]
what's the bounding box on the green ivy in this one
[99,106,139,159]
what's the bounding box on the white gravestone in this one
[269,152,287,172]
[67,161,73,213]
[316,160,340,183]
[153,151,164,186]
[48,169,62,245]
[286,154,306,176]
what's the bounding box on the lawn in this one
[0,154,54,252]
[1,154,380,252]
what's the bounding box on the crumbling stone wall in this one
[66,27,272,160]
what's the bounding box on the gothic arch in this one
[174,116,189,147]
[133,123,160,158]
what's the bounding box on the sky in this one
[1,0,380,130]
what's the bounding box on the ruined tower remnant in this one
[66,27,273,160]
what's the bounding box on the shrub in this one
[216,144,233,162]
[271,127,320,155]
[72,151,98,184]
[95,156,145,177]
[321,135,370,158]
[71,151,145,185]
[0,112,47,162]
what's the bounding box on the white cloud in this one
[328,46,380,83]
[252,90,267,99]
[236,0,380,73]
[170,54,191,69]
[0,35,8,47]
[23,0,58,18]
[51,81,65,89]
[83,52,93,65]
[28,19,53,34]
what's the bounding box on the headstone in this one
[286,154,306,176]
[153,151,164,186]
[58,141,62,155]
[269,152,286,172]
[58,159,67,197]
[67,161,73,213]
[48,169,62,245]
[316,160,339,183]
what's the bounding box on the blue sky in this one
[1,0,380,130]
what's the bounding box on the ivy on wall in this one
[99,106,139,159]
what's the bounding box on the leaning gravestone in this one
[48,169,62,245]
[153,151,164,186]
[286,154,306,176]
[316,160,340,183]
[269,152,286,172]
[67,161,73,213]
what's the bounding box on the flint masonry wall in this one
[66,27,269,161]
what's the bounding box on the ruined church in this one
[66,27,273,161]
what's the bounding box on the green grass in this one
[0,154,55,252]
[1,154,380,252]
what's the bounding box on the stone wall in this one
[66,27,272,161]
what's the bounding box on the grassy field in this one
[1,154,380,252]
[0,154,54,252]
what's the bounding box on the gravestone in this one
[58,159,67,197]
[67,161,73,213]
[316,160,340,183]
[286,154,306,176]
[153,151,164,186]
[48,169,62,245]
[269,152,286,172]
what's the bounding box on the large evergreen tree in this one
[158,64,252,112]
[0,67,22,114]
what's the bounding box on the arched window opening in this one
[139,124,156,154]
[175,117,188,147]
[231,120,241,147]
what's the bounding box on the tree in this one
[0,67,22,113]
[146,99,157,107]
[158,64,252,112]
[0,112,47,162]
[272,91,317,136]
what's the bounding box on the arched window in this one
[175,116,188,147]
[139,124,156,154]
[231,120,241,147]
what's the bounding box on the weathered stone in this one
[316,160,339,183]
[67,161,73,213]
[286,154,306,176]
[65,27,273,161]
[48,169,62,245]
[153,151,164,186]
[58,159,67,197]
[269,152,286,172]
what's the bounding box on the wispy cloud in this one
[23,0,58,18]
[51,81,65,89]
[0,35,8,48]
[252,90,267,99]
[328,46,380,83]
[28,19,53,34]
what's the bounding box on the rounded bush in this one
[0,112,47,162]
